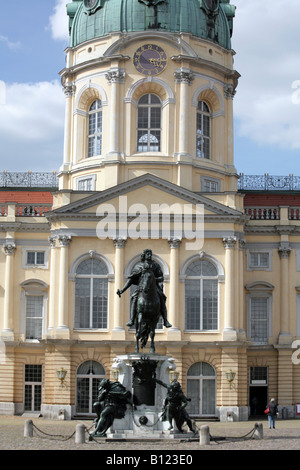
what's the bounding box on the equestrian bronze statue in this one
[117,249,172,353]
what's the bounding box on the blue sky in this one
[0,0,299,176]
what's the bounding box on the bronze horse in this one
[134,266,160,354]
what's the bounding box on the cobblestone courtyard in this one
[0,416,300,451]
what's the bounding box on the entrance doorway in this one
[76,361,105,415]
[249,386,268,416]
[24,365,42,413]
[186,362,216,417]
[249,367,268,416]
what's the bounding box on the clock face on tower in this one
[133,45,167,76]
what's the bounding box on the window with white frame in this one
[247,250,272,271]
[26,251,45,266]
[196,101,211,159]
[246,282,273,344]
[21,280,48,340]
[76,175,96,191]
[74,258,109,329]
[22,247,49,270]
[137,94,161,152]
[25,295,44,340]
[249,252,269,268]
[185,259,218,331]
[249,297,269,343]
[201,176,220,193]
[88,99,102,157]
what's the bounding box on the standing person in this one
[266,398,278,429]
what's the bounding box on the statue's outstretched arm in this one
[117,278,133,296]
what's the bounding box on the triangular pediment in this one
[50,174,243,219]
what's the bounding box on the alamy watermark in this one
[96,196,204,250]
[292,80,300,105]
[0,81,6,106]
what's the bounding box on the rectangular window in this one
[249,252,269,268]
[78,178,93,191]
[26,296,43,339]
[250,297,268,343]
[26,251,45,266]
[185,279,218,331]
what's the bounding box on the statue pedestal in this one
[108,353,177,439]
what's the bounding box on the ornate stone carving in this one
[278,245,291,259]
[224,84,236,99]
[63,84,76,98]
[58,235,72,247]
[168,238,182,249]
[174,71,194,85]
[222,236,237,249]
[113,238,127,249]
[105,70,126,84]
[3,242,16,256]
[48,236,57,248]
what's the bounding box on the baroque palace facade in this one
[1,0,300,421]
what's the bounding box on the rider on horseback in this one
[117,249,172,328]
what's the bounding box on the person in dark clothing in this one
[267,398,278,429]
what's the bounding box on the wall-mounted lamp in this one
[225,369,236,389]
[169,370,180,383]
[56,368,67,386]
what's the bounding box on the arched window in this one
[196,101,210,159]
[88,99,102,157]
[137,94,161,152]
[74,258,108,329]
[186,362,216,416]
[76,360,106,415]
[185,258,218,331]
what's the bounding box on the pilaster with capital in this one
[222,236,237,340]
[167,238,181,339]
[113,238,127,337]
[63,83,75,168]
[175,70,194,157]
[278,243,292,343]
[48,236,57,333]
[2,242,16,336]
[57,235,72,334]
[105,69,125,156]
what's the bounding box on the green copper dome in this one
[67,0,236,50]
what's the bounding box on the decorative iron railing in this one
[0,171,59,188]
[238,174,300,191]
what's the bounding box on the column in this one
[238,239,246,339]
[47,236,57,335]
[278,243,292,344]
[62,83,75,169]
[222,236,237,341]
[112,238,126,339]
[167,238,181,340]
[174,70,194,158]
[2,242,16,337]
[105,69,125,157]
[57,235,72,336]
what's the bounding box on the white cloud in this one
[48,0,69,41]
[232,0,300,151]
[0,35,21,50]
[0,81,65,171]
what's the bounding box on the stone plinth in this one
[108,353,177,438]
